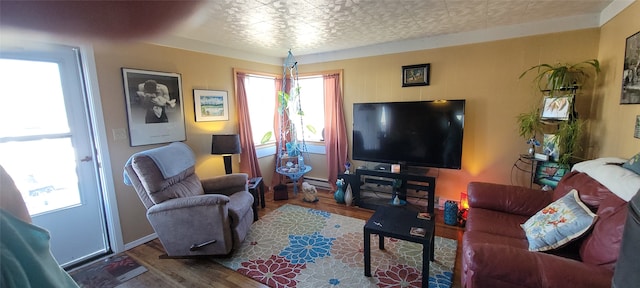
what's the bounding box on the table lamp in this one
[211,134,241,174]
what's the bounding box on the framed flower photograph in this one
[122,68,186,146]
[402,63,430,87]
[193,89,229,121]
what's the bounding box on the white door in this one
[0,42,109,267]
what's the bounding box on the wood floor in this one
[119,189,465,288]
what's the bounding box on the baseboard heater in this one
[303,176,332,190]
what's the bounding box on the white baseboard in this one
[124,233,157,251]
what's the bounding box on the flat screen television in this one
[352,100,465,170]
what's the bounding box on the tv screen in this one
[352,100,465,169]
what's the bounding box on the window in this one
[244,74,276,145]
[293,76,324,142]
[241,72,327,157]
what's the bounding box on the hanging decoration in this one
[275,51,312,195]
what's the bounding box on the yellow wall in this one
[301,28,600,201]
[92,4,640,244]
[594,1,640,157]
[93,42,279,242]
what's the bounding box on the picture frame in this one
[121,68,186,146]
[621,31,640,104]
[193,89,229,121]
[635,115,640,139]
[540,96,573,120]
[534,161,569,189]
[542,134,559,161]
[402,63,430,87]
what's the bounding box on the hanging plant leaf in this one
[306,125,316,134]
[260,131,273,144]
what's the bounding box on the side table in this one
[364,206,435,288]
[248,177,264,221]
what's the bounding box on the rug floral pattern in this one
[214,204,456,288]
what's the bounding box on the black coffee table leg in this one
[422,243,430,288]
[364,228,371,277]
[379,234,385,250]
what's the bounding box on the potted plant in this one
[516,108,542,155]
[519,59,600,96]
[554,119,585,165]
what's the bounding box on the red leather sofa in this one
[462,158,640,288]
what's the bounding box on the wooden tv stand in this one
[340,168,436,214]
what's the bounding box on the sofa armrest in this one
[467,182,553,216]
[201,173,248,196]
[463,241,613,288]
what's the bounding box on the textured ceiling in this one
[165,0,616,60]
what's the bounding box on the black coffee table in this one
[364,206,435,288]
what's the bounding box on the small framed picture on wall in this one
[193,89,229,122]
[402,63,430,87]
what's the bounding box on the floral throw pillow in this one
[622,152,640,175]
[521,189,597,252]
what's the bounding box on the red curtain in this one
[235,72,262,178]
[324,73,348,189]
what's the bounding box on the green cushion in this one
[622,152,640,175]
[521,189,596,252]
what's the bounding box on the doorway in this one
[0,42,110,267]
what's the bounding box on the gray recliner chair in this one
[123,142,253,257]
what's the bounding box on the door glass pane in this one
[0,59,70,137]
[0,58,80,216]
[0,139,81,216]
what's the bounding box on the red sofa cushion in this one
[579,193,627,269]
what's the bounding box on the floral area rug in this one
[214,204,457,288]
[69,254,147,287]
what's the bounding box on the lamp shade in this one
[211,134,241,155]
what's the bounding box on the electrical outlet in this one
[112,128,127,142]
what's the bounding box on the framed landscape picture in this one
[193,89,229,121]
[122,68,186,146]
[402,63,430,87]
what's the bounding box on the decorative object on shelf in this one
[444,200,459,226]
[534,161,569,189]
[541,96,573,120]
[543,134,559,161]
[517,59,599,165]
[519,59,600,96]
[526,137,541,155]
[275,51,311,194]
[121,68,186,146]
[401,63,430,87]
[334,179,345,204]
[344,184,353,206]
[621,31,640,104]
[344,161,351,174]
[211,134,241,174]
[458,192,469,227]
[301,182,318,203]
[193,89,229,122]
[392,195,400,206]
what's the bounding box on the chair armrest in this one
[201,173,248,196]
[467,182,553,216]
[147,194,230,215]
[464,241,613,288]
